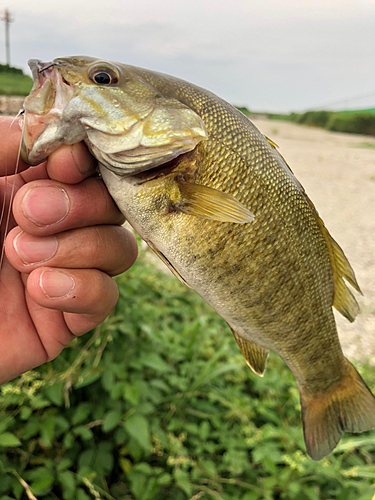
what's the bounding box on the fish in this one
[20,56,375,461]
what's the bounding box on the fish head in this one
[21,56,207,172]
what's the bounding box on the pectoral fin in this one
[146,241,192,288]
[176,181,255,224]
[230,328,269,376]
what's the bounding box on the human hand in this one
[0,116,138,384]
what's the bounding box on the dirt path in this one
[252,118,375,363]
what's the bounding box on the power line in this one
[307,91,375,111]
[1,9,13,66]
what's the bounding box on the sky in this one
[3,0,375,112]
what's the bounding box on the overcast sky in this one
[4,0,375,112]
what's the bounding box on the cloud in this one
[8,0,375,112]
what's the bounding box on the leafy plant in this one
[326,112,375,136]
[0,65,25,76]
[0,248,374,499]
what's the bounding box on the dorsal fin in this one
[230,327,269,377]
[320,224,361,322]
[265,136,279,149]
[304,196,361,322]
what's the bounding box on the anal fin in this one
[230,328,269,377]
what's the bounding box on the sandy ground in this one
[0,96,24,115]
[251,118,375,363]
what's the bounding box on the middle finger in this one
[6,224,138,277]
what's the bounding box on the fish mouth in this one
[38,61,59,73]
[25,59,69,116]
[27,59,54,89]
[21,59,83,165]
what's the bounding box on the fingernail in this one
[22,186,70,226]
[71,143,96,174]
[14,232,58,264]
[40,269,75,298]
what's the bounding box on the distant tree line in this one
[271,109,375,136]
[0,64,24,75]
[235,106,375,137]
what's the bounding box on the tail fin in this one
[300,359,375,461]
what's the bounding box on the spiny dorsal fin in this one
[265,136,300,180]
[230,328,269,377]
[176,181,255,224]
[265,136,279,149]
[304,196,361,322]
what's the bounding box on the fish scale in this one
[21,56,375,460]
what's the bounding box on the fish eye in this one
[89,66,119,85]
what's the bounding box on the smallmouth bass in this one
[20,56,375,460]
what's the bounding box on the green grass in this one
[0,246,375,499]
[0,72,33,96]
[353,142,375,150]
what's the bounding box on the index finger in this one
[0,116,29,176]
[45,142,98,184]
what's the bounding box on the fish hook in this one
[38,62,57,74]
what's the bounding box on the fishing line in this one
[0,110,24,271]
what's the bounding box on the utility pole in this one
[1,9,13,66]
